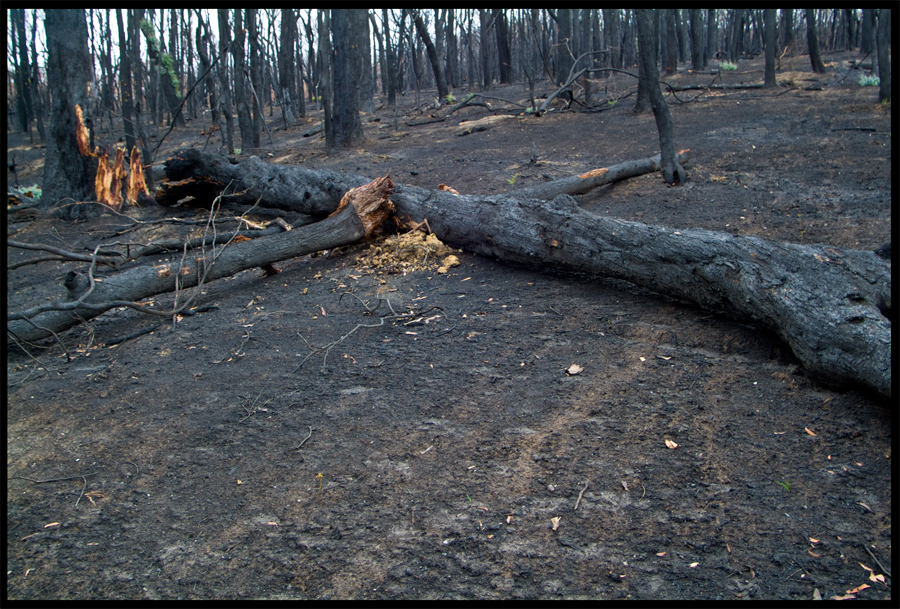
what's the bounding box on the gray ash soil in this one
[7,51,891,600]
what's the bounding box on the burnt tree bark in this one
[806,9,828,74]
[876,9,891,103]
[41,9,95,208]
[413,11,450,100]
[330,9,367,148]
[8,177,394,345]
[149,152,890,398]
[635,9,687,186]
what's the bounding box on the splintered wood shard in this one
[329,175,395,236]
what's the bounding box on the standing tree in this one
[413,10,450,100]
[876,9,891,103]
[806,9,828,74]
[140,17,186,127]
[116,9,136,154]
[10,8,34,135]
[330,9,366,148]
[278,9,297,125]
[707,9,717,61]
[216,10,236,154]
[478,9,492,89]
[635,9,686,186]
[764,9,777,88]
[382,9,398,106]
[494,9,513,84]
[42,9,95,208]
[860,9,876,55]
[246,9,264,148]
[690,9,704,71]
[663,9,678,75]
[231,10,257,150]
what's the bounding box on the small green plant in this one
[507,173,519,186]
[717,61,737,71]
[776,479,791,492]
[316,472,324,503]
[18,185,42,200]
[445,93,456,104]
[858,74,880,87]
[607,99,617,107]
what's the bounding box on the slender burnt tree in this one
[635,8,686,186]
[764,9,777,88]
[413,10,449,100]
[876,9,891,103]
[806,9,828,74]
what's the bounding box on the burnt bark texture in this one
[41,9,95,207]
[150,152,890,398]
[8,177,394,345]
[635,9,686,185]
[876,9,891,103]
[330,9,367,148]
[413,11,450,100]
[764,9,777,88]
[806,9,828,74]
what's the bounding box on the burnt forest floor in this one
[6,51,892,600]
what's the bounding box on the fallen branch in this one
[515,150,691,200]
[7,177,394,344]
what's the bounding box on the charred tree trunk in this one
[636,9,687,185]
[8,177,394,346]
[806,9,828,74]
[413,11,450,100]
[145,152,890,398]
[41,9,95,209]
[331,9,367,148]
[876,9,891,103]
[764,9,777,88]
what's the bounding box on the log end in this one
[330,175,395,236]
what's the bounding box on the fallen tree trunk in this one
[149,151,892,398]
[7,177,394,344]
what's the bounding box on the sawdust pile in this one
[356,230,460,274]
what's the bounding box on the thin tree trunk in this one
[806,9,828,74]
[764,9,777,88]
[636,9,686,186]
[876,9,891,103]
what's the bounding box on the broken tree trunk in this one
[7,177,394,344]
[146,151,891,398]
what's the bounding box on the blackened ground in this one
[7,51,891,600]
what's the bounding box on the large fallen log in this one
[150,151,892,398]
[7,177,394,344]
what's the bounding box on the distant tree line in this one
[8,9,891,156]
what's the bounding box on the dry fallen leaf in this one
[566,363,584,375]
[551,517,561,531]
[656,552,667,557]
[689,562,699,568]
[805,427,817,436]
[665,439,679,449]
